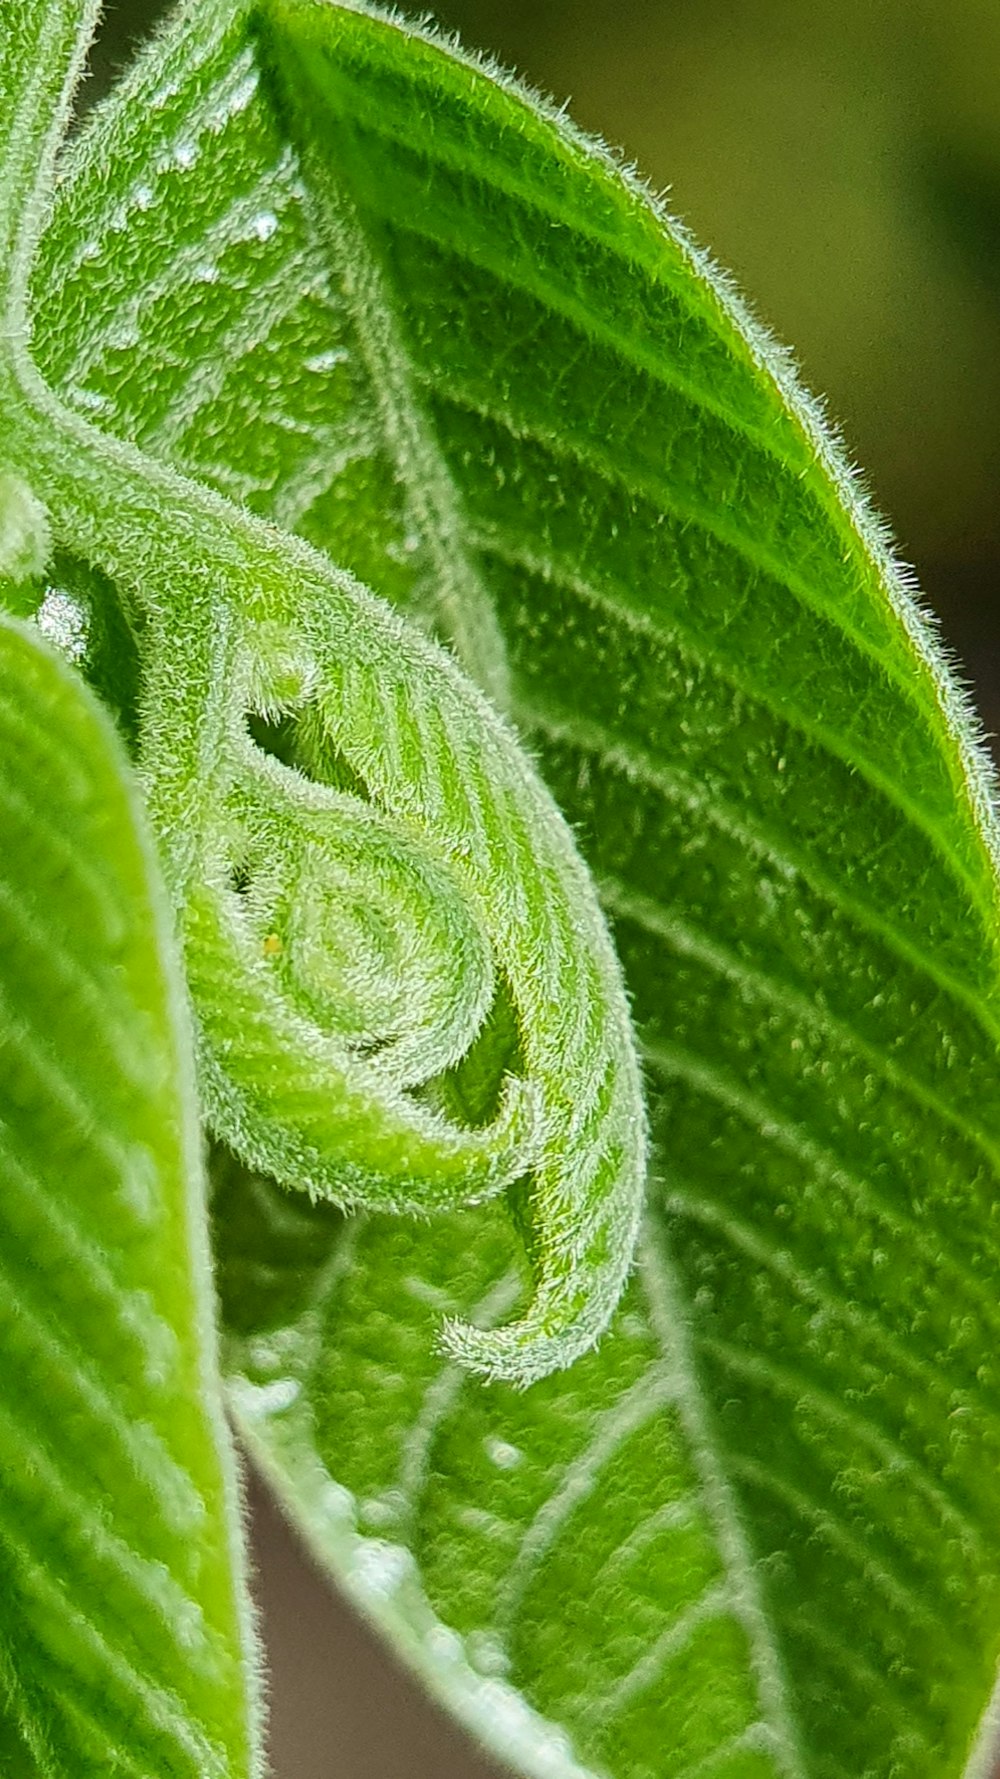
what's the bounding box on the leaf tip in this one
[438,1147,647,1389]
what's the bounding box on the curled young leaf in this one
[0,0,647,1388]
[1,147,646,1383]
[140,544,648,1385]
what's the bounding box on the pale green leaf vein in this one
[703,1337,985,1553]
[642,1036,999,1326]
[494,1361,682,1634]
[599,872,1000,1175]
[524,698,1000,1040]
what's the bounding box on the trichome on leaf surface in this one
[1,1,999,1776]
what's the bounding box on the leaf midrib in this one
[638,1219,809,1779]
[290,131,511,705]
[283,86,797,470]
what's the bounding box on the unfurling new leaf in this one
[0,0,647,1387]
[152,548,649,1384]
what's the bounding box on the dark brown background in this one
[87,2,1000,1772]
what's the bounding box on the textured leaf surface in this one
[31,3,1000,1775]
[0,617,258,1776]
[3,0,646,1391]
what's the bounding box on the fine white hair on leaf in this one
[128,544,649,1390]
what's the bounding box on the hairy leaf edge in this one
[0,611,266,1775]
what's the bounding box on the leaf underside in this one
[0,618,256,1777]
[31,2,1000,1775]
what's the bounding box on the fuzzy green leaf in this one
[2,0,646,1392]
[30,2,1000,1775]
[0,616,259,1776]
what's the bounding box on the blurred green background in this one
[84,2,1000,1773]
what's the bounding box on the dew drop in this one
[317,1478,357,1531]
[150,77,181,108]
[466,1629,511,1677]
[222,68,260,120]
[426,1624,464,1665]
[484,1435,523,1471]
[358,1494,401,1532]
[228,1375,300,1418]
[250,209,279,243]
[303,347,350,374]
[349,1538,415,1599]
[72,387,114,415]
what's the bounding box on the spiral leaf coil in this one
[134,554,648,1384]
[0,334,647,1382]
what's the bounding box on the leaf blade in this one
[0,616,259,1776]
[216,1170,805,1779]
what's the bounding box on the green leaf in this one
[30,2,1000,1775]
[0,615,260,1776]
[2,0,646,1391]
